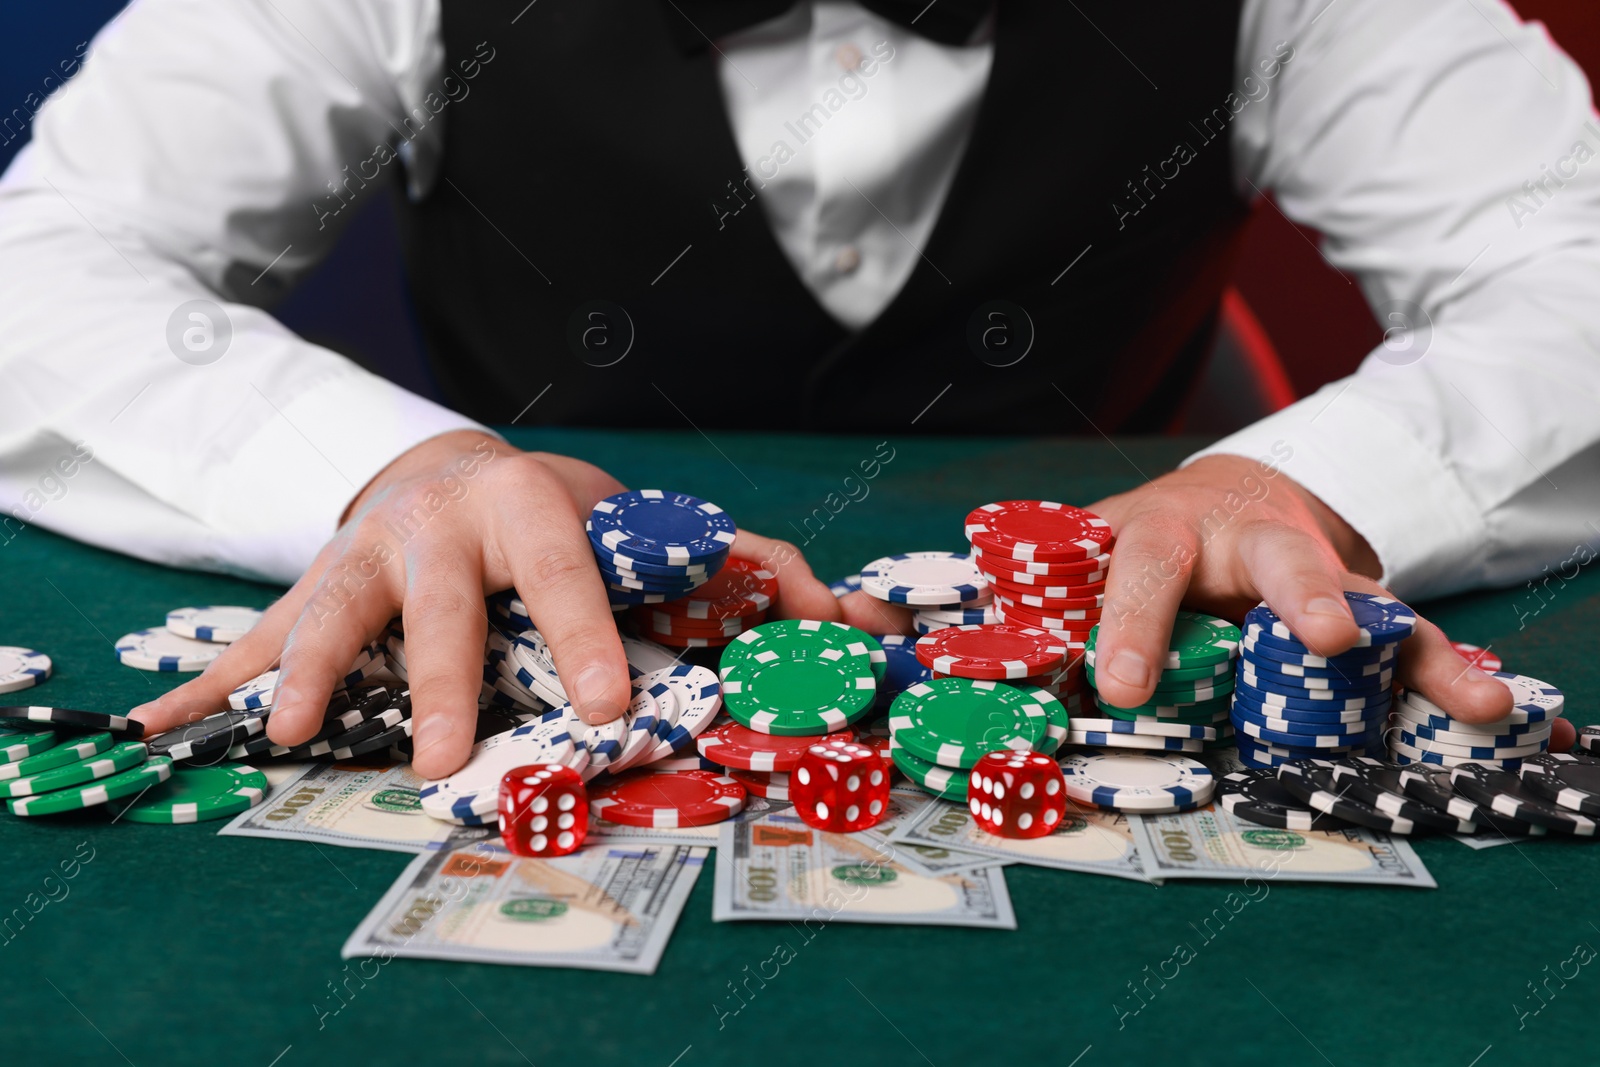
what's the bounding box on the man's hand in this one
[128,433,869,778]
[1086,455,1574,747]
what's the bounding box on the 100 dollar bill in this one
[342,832,707,974]
[713,808,1015,928]
[889,797,1153,882]
[220,761,469,853]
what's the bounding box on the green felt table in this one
[3,429,1596,1067]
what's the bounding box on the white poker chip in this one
[224,647,382,710]
[418,713,587,823]
[858,551,992,607]
[115,628,225,672]
[605,683,666,774]
[1058,748,1215,812]
[164,606,263,644]
[646,663,723,761]
[0,647,52,694]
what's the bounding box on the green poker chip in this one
[1028,686,1071,756]
[888,678,1047,769]
[1087,612,1241,670]
[1086,664,1236,703]
[0,728,61,764]
[891,745,968,801]
[719,623,878,736]
[1096,694,1233,724]
[9,756,172,816]
[0,740,149,798]
[0,731,116,781]
[111,763,269,824]
[1085,648,1232,684]
[855,632,889,686]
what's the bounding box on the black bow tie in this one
[662,0,991,53]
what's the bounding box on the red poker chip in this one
[995,589,1105,612]
[1449,642,1503,673]
[588,769,747,827]
[915,624,1068,680]
[696,721,856,773]
[726,767,789,800]
[965,502,1115,563]
[647,630,735,649]
[646,559,778,622]
[971,547,1111,577]
[983,573,1109,599]
[992,601,1098,635]
[633,609,758,637]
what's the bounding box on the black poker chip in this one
[0,706,144,739]
[1579,725,1600,754]
[1396,763,1547,838]
[149,708,267,765]
[327,714,414,760]
[1327,757,1477,833]
[236,687,396,760]
[1519,752,1600,815]
[1217,769,1353,832]
[300,696,411,757]
[1277,759,1436,836]
[1450,764,1598,836]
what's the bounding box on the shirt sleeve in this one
[0,0,491,585]
[1199,0,1600,600]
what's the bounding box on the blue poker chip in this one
[1232,714,1382,750]
[593,548,724,578]
[1238,634,1396,671]
[828,573,863,598]
[1244,592,1417,650]
[1069,731,1201,752]
[1230,695,1386,725]
[1237,643,1395,679]
[877,634,933,703]
[1238,661,1393,695]
[1230,701,1376,737]
[915,606,997,626]
[587,490,737,566]
[1233,678,1392,713]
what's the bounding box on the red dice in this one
[791,738,891,832]
[968,751,1066,838]
[499,763,588,857]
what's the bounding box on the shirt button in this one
[834,246,861,274]
[835,43,863,70]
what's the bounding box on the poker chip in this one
[1066,716,1217,741]
[1519,753,1600,815]
[1399,717,1551,750]
[1233,681,1391,712]
[1388,734,1520,771]
[1404,671,1563,723]
[858,551,989,607]
[727,768,789,800]
[651,754,726,772]
[915,605,999,627]
[0,647,53,694]
[606,684,665,773]
[1239,635,1397,671]
[1396,763,1544,836]
[964,501,1114,562]
[1095,694,1233,722]
[988,602,1096,634]
[1029,686,1070,756]
[1247,592,1418,651]
[419,716,586,823]
[0,740,149,798]
[888,678,1047,768]
[1063,730,1203,753]
[891,744,967,801]
[114,628,226,672]
[696,721,854,773]
[1449,764,1598,835]
[588,490,737,566]
[0,705,143,738]
[1394,727,1547,761]
[331,715,417,760]
[828,574,863,598]
[1218,769,1353,831]
[1087,612,1239,671]
[1231,702,1375,738]
[164,605,264,644]
[1058,749,1214,813]
[226,647,382,710]
[877,634,933,702]
[111,763,268,823]
[1084,648,1231,682]
[233,686,390,759]
[0,731,115,781]
[645,663,722,759]
[1237,650,1395,681]
[1449,642,1503,673]
[0,727,62,763]
[719,622,877,736]
[915,624,1067,680]
[583,711,630,773]
[1234,716,1380,751]
[508,632,567,705]
[146,709,266,763]
[1275,759,1431,835]
[588,769,746,827]
[594,550,722,578]
[1322,758,1477,833]
[1240,663,1393,693]
[298,700,413,758]
[1086,666,1233,704]
[9,756,172,816]
[970,547,1112,576]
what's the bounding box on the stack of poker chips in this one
[888,673,1069,802]
[1387,671,1560,771]
[853,550,995,635]
[1081,612,1239,754]
[586,490,737,608]
[1229,592,1414,768]
[626,559,777,650]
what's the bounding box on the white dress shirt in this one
[0,0,1597,599]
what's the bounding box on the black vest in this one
[399,1,1251,433]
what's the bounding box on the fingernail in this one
[412,715,456,755]
[1303,597,1349,620]
[571,666,624,721]
[1106,649,1150,689]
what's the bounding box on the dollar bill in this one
[342,832,707,974]
[858,787,1012,877]
[712,807,1016,928]
[220,760,470,854]
[1127,802,1437,887]
[889,797,1152,882]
